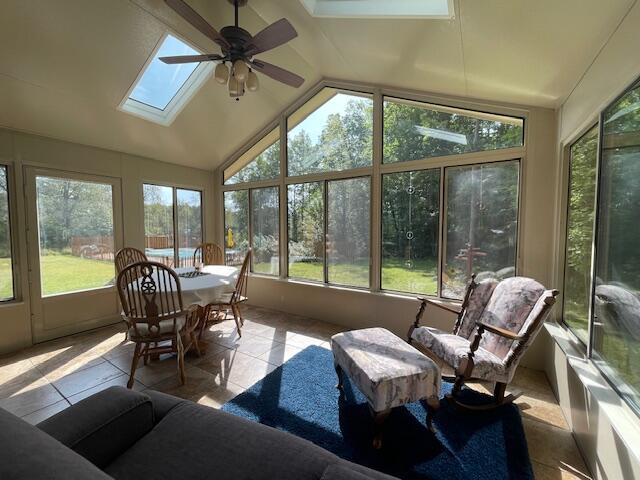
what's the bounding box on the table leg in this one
[370,406,391,449]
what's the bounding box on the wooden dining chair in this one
[193,243,224,267]
[200,249,251,339]
[115,247,149,340]
[115,247,148,273]
[117,261,200,388]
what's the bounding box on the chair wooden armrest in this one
[475,321,524,341]
[416,296,461,315]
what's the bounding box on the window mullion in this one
[172,187,178,267]
[371,88,382,291]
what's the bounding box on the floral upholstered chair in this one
[408,275,559,409]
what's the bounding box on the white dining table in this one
[174,265,239,307]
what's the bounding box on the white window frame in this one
[119,32,214,126]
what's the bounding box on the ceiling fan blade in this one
[245,18,297,56]
[250,59,304,88]
[164,0,229,50]
[159,54,223,64]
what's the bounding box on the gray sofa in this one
[0,386,397,480]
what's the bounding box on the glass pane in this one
[251,187,279,275]
[144,185,175,267]
[224,190,249,266]
[0,167,13,301]
[327,177,370,287]
[177,189,202,268]
[382,169,440,295]
[36,176,114,296]
[594,80,640,411]
[563,126,598,343]
[287,182,324,281]
[130,35,199,110]
[225,129,280,185]
[383,97,524,164]
[443,161,519,299]
[287,88,373,176]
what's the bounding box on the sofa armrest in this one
[144,388,187,422]
[38,386,154,469]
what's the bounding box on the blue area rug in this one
[222,346,533,480]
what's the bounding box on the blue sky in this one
[289,93,358,143]
[130,35,199,110]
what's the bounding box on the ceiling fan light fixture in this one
[246,70,259,92]
[214,62,229,84]
[228,76,245,97]
[233,60,249,82]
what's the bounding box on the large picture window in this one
[0,166,13,301]
[562,127,598,344]
[383,98,524,164]
[287,88,373,177]
[288,182,323,281]
[327,177,370,287]
[443,161,520,299]
[382,169,440,295]
[222,84,525,298]
[592,79,640,412]
[144,184,203,268]
[36,176,115,296]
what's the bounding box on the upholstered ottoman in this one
[330,327,441,448]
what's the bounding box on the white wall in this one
[237,103,558,371]
[0,128,216,354]
[548,3,640,479]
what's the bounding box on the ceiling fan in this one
[160,0,304,99]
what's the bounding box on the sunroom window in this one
[222,84,525,295]
[224,128,280,185]
[120,34,213,126]
[383,98,524,164]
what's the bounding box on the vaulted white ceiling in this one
[0,0,635,169]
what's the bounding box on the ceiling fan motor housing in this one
[220,26,253,61]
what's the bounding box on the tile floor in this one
[0,305,591,479]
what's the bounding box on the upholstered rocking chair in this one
[408,275,559,410]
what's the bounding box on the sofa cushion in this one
[0,407,112,480]
[38,386,154,469]
[105,400,387,480]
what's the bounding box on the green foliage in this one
[383,101,523,164]
[563,127,598,341]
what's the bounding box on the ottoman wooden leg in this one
[370,406,391,449]
[426,395,440,433]
[334,363,344,391]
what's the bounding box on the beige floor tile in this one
[517,392,569,430]
[532,460,592,480]
[285,332,328,349]
[523,417,590,478]
[21,399,71,425]
[258,343,303,366]
[231,334,282,358]
[194,349,276,389]
[0,376,65,417]
[67,374,146,404]
[52,361,123,398]
[108,352,185,388]
[148,365,245,407]
[0,357,36,385]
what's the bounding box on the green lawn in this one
[282,258,437,293]
[0,254,114,298]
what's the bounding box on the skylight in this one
[119,33,213,126]
[299,0,453,19]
